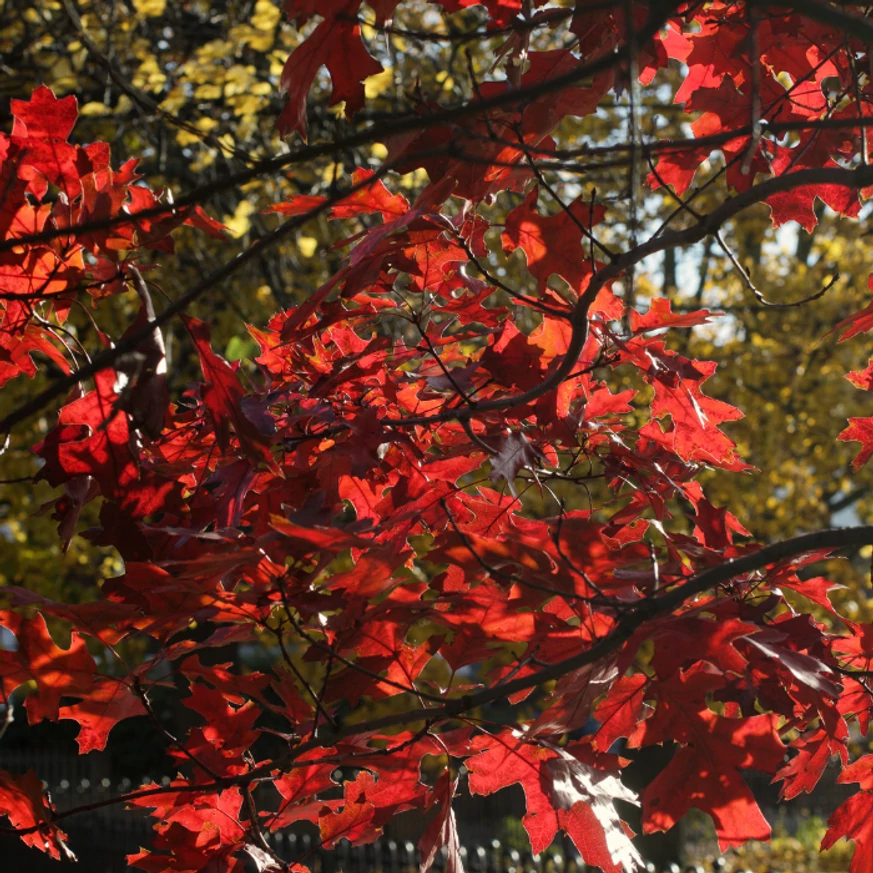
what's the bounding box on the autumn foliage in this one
[7,1,873,872]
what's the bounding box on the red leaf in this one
[822,792,873,873]
[0,610,95,723]
[467,733,560,854]
[547,749,643,873]
[830,277,873,342]
[502,188,606,296]
[488,431,544,497]
[277,3,382,138]
[7,8,873,869]
[847,358,873,392]
[639,357,747,471]
[183,316,275,466]
[271,751,337,830]
[0,768,69,859]
[777,728,846,801]
[34,371,139,500]
[331,169,410,219]
[633,669,785,851]
[592,674,652,753]
[419,774,465,873]
[244,844,291,872]
[318,771,377,847]
[11,86,78,141]
[629,298,716,333]
[838,417,873,470]
[59,677,147,753]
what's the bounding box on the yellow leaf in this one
[252,0,281,31]
[160,85,186,114]
[230,94,264,118]
[218,133,236,156]
[435,70,454,92]
[364,67,394,99]
[194,83,224,101]
[133,0,167,16]
[298,236,318,258]
[80,101,109,116]
[321,162,343,184]
[225,201,256,239]
[175,115,219,147]
[132,56,167,92]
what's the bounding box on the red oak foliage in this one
[5,3,873,873]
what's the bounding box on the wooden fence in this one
[0,749,854,873]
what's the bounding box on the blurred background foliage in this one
[1,0,872,624]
